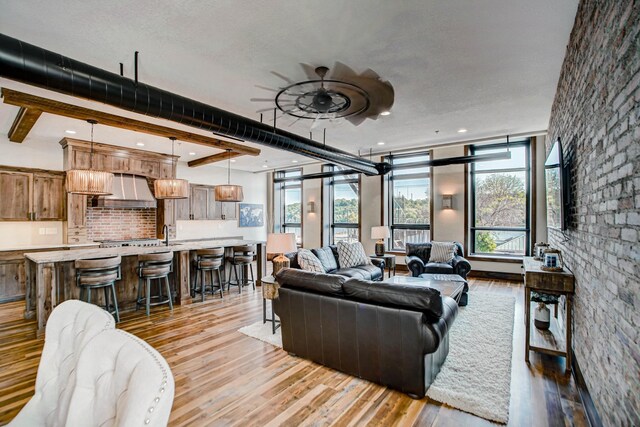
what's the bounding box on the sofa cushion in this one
[430,241,456,263]
[312,247,338,272]
[276,268,345,296]
[343,278,443,318]
[425,262,454,274]
[337,241,370,268]
[297,249,325,273]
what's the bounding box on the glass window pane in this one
[393,178,430,225]
[333,183,359,224]
[391,229,430,251]
[392,154,429,165]
[333,227,359,244]
[474,230,526,255]
[473,146,526,171]
[474,171,526,227]
[284,188,301,224]
[283,226,302,246]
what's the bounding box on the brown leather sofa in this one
[273,268,458,398]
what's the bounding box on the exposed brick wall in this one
[547,0,639,424]
[86,207,156,241]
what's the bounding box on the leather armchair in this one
[405,242,471,279]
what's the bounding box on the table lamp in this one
[371,226,390,256]
[266,233,297,276]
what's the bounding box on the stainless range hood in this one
[91,174,157,209]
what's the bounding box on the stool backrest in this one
[196,247,224,259]
[233,245,255,256]
[138,251,173,277]
[75,256,122,284]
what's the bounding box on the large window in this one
[470,140,531,256]
[324,165,360,244]
[386,152,431,251]
[276,169,302,245]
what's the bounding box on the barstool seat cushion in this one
[226,255,254,264]
[198,259,223,269]
[138,266,171,277]
[78,272,119,286]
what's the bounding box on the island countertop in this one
[24,239,266,263]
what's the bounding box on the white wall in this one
[175,163,267,242]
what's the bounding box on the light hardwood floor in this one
[0,277,588,426]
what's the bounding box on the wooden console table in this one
[522,256,575,373]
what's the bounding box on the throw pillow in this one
[312,247,338,272]
[297,249,325,273]
[336,241,371,268]
[430,241,456,263]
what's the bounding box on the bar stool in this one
[75,256,122,322]
[192,248,225,302]
[227,245,256,293]
[136,251,174,316]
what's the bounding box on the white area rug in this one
[426,292,516,424]
[238,291,516,423]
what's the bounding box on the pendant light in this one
[66,120,114,195]
[214,149,244,202]
[154,137,189,199]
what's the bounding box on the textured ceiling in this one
[0,0,578,172]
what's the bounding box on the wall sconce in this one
[442,194,453,209]
[307,201,316,213]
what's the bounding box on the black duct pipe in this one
[0,33,385,176]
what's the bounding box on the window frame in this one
[275,168,303,246]
[323,165,361,245]
[384,151,433,252]
[469,139,531,258]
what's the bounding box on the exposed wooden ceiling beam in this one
[8,107,42,142]
[187,151,244,168]
[1,88,261,156]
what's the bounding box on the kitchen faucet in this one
[162,224,169,246]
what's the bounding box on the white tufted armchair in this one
[9,299,116,426]
[65,329,175,426]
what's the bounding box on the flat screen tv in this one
[545,138,567,230]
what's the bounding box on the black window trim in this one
[276,168,303,245]
[469,139,531,258]
[323,164,361,244]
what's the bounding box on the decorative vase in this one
[534,302,550,330]
[375,240,385,256]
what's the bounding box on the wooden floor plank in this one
[0,277,586,426]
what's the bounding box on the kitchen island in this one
[24,239,266,332]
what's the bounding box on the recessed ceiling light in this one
[380,111,391,116]
[262,164,268,168]
[65,130,76,134]
[189,152,196,156]
[292,160,298,163]
[377,141,385,146]
[457,128,468,133]
[230,159,236,163]
[136,142,145,147]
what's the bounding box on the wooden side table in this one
[369,254,396,278]
[261,275,280,334]
[522,257,575,373]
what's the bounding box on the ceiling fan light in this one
[215,185,244,202]
[66,169,114,195]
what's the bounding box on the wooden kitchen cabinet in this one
[0,171,30,220]
[33,173,66,220]
[0,168,65,221]
[0,255,25,303]
[191,185,211,220]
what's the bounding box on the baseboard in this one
[572,351,603,427]
[467,270,523,282]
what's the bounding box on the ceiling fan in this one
[251,62,395,129]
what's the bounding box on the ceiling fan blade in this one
[299,63,320,80]
[270,71,295,84]
[250,97,279,102]
[254,85,280,92]
[330,61,358,80]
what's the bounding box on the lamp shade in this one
[266,233,297,254]
[215,185,244,202]
[66,169,114,195]
[371,226,390,240]
[154,178,189,199]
